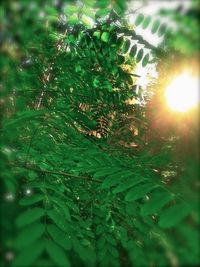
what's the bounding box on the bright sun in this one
[165,72,199,112]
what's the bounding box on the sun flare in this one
[165,72,199,112]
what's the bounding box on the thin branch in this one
[15,162,102,183]
[36,90,45,110]
[124,3,150,17]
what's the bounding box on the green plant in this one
[1,1,199,267]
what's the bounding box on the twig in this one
[15,162,102,183]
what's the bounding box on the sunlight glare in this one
[165,72,199,112]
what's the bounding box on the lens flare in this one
[165,72,199,112]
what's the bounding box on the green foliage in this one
[158,2,200,55]
[135,13,165,36]
[159,203,191,229]
[1,0,199,267]
[16,208,45,227]
[14,223,45,250]
[141,189,173,216]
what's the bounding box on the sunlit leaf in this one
[68,14,79,25]
[158,23,167,37]
[142,53,150,67]
[136,48,144,63]
[101,32,110,42]
[130,44,137,58]
[135,14,144,26]
[151,19,160,34]
[95,8,110,18]
[93,31,101,39]
[122,39,131,54]
[64,5,79,16]
[142,16,151,29]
